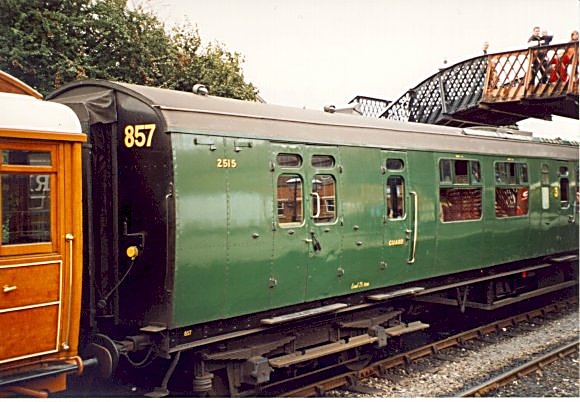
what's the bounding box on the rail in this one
[455,340,579,397]
[359,42,579,127]
[278,297,576,397]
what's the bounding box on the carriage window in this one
[541,164,550,186]
[574,166,580,212]
[495,187,529,217]
[453,160,469,184]
[386,158,404,170]
[471,161,481,184]
[386,176,405,219]
[495,162,529,217]
[311,155,335,168]
[560,177,570,208]
[541,164,550,209]
[2,150,51,166]
[520,164,528,183]
[2,174,51,244]
[439,158,482,222]
[495,162,515,184]
[439,159,480,184]
[560,166,570,208]
[277,174,303,225]
[440,188,482,222]
[439,160,452,183]
[1,150,53,246]
[276,153,302,168]
[312,174,336,223]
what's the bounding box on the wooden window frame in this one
[0,141,59,256]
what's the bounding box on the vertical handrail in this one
[407,191,418,264]
[63,233,74,351]
[310,192,321,218]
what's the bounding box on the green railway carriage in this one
[47,80,578,395]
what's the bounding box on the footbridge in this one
[354,41,579,128]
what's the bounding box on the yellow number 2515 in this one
[124,124,156,148]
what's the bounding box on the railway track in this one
[277,297,577,397]
[455,340,579,397]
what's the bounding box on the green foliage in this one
[0,0,258,100]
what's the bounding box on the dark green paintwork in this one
[171,132,579,327]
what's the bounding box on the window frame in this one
[276,173,304,227]
[438,158,483,223]
[494,161,529,218]
[0,142,59,256]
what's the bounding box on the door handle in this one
[3,285,17,293]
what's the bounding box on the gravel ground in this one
[327,308,579,398]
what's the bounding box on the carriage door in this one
[381,151,414,272]
[272,145,310,308]
[303,148,342,300]
[0,143,70,364]
[555,162,576,251]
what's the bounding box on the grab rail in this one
[407,191,418,264]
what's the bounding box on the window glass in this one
[440,188,482,222]
[574,166,580,212]
[2,174,51,244]
[453,160,469,184]
[471,161,481,184]
[495,162,515,184]
[386,176,405,219]
[276,153,302,168]
[541,163,550,185]
[2,150,51,166]
[560,178,570,208]
[311,155,335,168]
[277,174,303,225]
[495,187,529,217]
[386,158,404,170]
[312,174,336,223]
[519,164,528,183]
[439,160,452,183]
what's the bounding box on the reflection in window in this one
[471,161,481,184]
[311,155,335,168]
[312,174,336,223]
[440,188,482,222]
[2,174,51,244]
[495,187,529,217]
[440,160,452,183]
[495,162,527,184]
[541,164,550,185]
[453,160,469,184]
[2,150,51,166]
[277,174,303,225]
[276,153,302,168]
[386,176,405,219]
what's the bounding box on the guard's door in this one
[303,148,342,300]
[381,151,414,275]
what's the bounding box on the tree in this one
[0,0,258,100]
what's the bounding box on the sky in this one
[139,0,579,140]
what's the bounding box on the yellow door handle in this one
[3,285,17,293]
